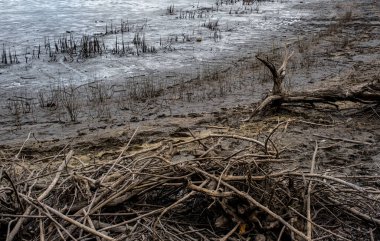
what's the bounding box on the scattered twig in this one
[1,126,377,241]
[7,150,73,241]
[306,141,318,241]
[219,222,241,241]
[15,132,32,159]
[313,134,372,145]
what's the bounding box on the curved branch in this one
[278,50,294,77]
[256,56,278,79]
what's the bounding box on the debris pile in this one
[1,126,379,240]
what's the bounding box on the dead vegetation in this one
[1,3,379,240]
[245,45,380,121]
[0,0,278,68]
[0,122,379,240]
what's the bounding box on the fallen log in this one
[246,48,380,121]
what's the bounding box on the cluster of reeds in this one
[175,6,216,19]
[104,19,136,36]
[132,32,157,55]
[112,34,131,55]
[35,83,82,123]
[1,18,160,66]
[1,44,19,65]
[0,43,281,129]
[163,33,192,45]
[178,10,197,19]
[166,4,175,15]
[203,19,220,31]
[79,35,104,59]
[212,29,222,41]
[5,95,34,129]
[217,0,269,6]
[85,81,114,119]
[0,0,277,67]
[127,77,161,101]
[217,0,241,5]
[42,34,105,61]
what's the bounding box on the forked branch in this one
[256,48,294,95]
[246,46,379,121]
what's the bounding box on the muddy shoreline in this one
[0,1,379,240]
[0,0,379,145]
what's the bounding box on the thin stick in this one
[369,228,375,241]
[99,208,164,232]
[313,134,372,145]
[264,121,286,156]
[289,207,350,241]
[224,172,367,192]
[277,226,286,241]
[188,181,234,197]
[191,166,309,240]
[39,211,45,241]
[35,200,115,241]
[188,127,209,150]
[328,197,380,225]
[153,179,209,238]
[307,141,318,241]
[15,132,32,159]
[2,170,24,212]
[210,134,265,147]
[297,119,336,127]
[100,126,139,184]
[53,223,66,240]
[200,138,222,158]
[7,151,73,241]
[219,222,240,241]
[174,133,264,147]
[83,210,101,241]
[189,226,211,241]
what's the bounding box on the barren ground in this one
[0,1,379,144]
[0,1,379,240]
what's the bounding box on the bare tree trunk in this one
[256,48,293,96]
[246,48,379,121]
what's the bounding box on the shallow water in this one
[1,0,196,44]
[0,0,314,90]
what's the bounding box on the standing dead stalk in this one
[246,48,294,121]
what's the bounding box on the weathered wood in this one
[247,47,379,121]
[256,48,293,96]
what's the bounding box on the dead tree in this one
[256,48,293,96]
[245,48,293,120]
[246,48,380,121]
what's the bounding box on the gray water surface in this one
[0,0,315,90]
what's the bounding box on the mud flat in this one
[0,0,309,90]
[0,0,379,144]
[0,0,380,240]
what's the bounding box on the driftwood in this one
[0,125,378,240]
[256,48,294,96]
[246,49,380,121]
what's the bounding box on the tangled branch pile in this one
[1,127,379,240]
